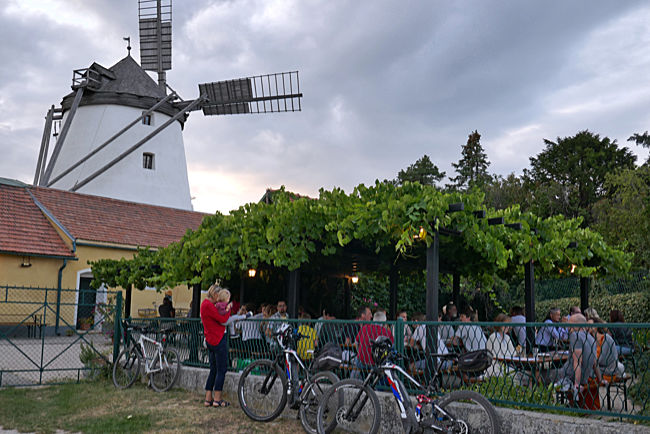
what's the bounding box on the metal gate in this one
[0,286,121,387]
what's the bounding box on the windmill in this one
[33,0,302,210]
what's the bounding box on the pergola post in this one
[524,260,535,352]
[426,230,440,358]
[239,275,245,305]
[452,272,460,307]
[389,265,399,320]
[580,276,590,312]
[125,286,132,318]
[425,230,439,321]
[288,269,300,318]
[191,283,201,318]
[344,278,351,319]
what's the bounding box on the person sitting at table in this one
[565,306,581,322]
[609,309,634,356]
[409,312,451,373]
[439,303,457,343]
[238,303,267,354]
[340,306,371,364]
[591,318,624,377]
[509,306,527,351]
[453,307,487,352]
[297,312,318,360]
[535,307,567,352]
[583,307,601,321]
[395,310,413,346]
[158,292,175,318]
[485,313,516,377]
[554,313,605,409]
[354,310,393,378]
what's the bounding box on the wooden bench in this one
[0,314,43,338]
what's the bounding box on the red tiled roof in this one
[0,184,74,258]
[29,186,208,248]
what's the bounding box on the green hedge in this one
[534,290,650,323]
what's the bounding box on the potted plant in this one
[79,316,94,330]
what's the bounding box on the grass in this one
[0,379,302,433]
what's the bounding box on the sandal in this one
[204,400,213,407]
[213,400,231,408]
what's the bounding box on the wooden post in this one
[426,230,440,357]
[524,261,535,352]
[125,286,132,319]
[191,283,201,318]
[288,269,300,318]
[580,277,590,312]
[389,265,399,320]
[344,278,351,319]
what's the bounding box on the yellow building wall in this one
[0,244,203,327]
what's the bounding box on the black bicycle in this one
[112,320,181,392]
[316,336,499,433]
[238,323,340,434]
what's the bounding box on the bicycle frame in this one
[137,333,165,374]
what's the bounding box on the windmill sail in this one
[139,0,172,72]
[199,71,302,115]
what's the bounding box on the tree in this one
[483,173,530,211]
[395,155,446,186]
[523,130,636,224]
[593,165,650,268]
[628,131,650,164]
[448,130,492,191]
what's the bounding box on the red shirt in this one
[355,324,394,365]
[201,299,230,346]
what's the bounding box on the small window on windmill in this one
[142,112,153,126]
[143,152,155,170]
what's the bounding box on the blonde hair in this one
[207,284,222,300]
[216,288,231,303]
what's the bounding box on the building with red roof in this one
[0,177,207,329]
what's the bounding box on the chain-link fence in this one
[0,285,119,386]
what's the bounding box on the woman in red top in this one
[201,284,231,407]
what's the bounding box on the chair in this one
[604,373,632,411]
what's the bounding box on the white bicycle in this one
[112,320,181,392]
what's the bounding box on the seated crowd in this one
[223,299,635,394]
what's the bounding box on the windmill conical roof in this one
[60,55,183,123]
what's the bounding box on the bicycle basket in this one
[312,342,342,371]
[457,349,492,373]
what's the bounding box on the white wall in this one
[49,104,193,210]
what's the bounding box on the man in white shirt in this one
[454,307,487,352]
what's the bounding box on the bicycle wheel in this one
[238,359,288,422]
[432,390,500,434]
[299,371,339,434]
[316,378,381,434]
[150,348,181,392]
[112,345,141,389]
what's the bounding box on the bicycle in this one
[237,323,340,434]
[316,336,499,433]
[112,320,181,392]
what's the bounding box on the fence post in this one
[113,292,123,364]
[394,319,404,359]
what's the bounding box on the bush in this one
[534,290,650,323]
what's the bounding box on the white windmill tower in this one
[33,0,302,210]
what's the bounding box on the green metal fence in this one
[128,315,649,422]
[0,285,119,386]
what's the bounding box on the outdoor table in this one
[497,350,569,384]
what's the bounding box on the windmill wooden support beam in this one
[33,105,54,185]
[71,95,205,192]
[47,92,177,187]
[40,87,84,185]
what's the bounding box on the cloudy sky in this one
[1,0,649,214]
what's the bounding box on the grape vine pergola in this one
[91,181,631,328]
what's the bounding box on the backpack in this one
[457,349,492,374]
[312,342,342,371]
